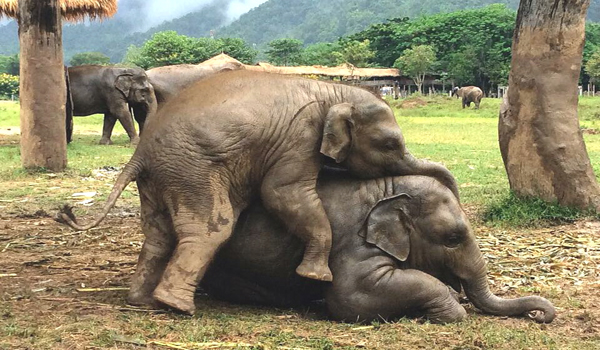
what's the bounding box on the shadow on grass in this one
[482,192,599,227]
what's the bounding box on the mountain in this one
[1,0,600,62]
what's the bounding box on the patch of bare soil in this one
[581,127,600,135]
[0,210,598,349]
[397,97,428,109]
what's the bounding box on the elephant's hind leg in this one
[153,189,236,315]
[128,187,175,307]
[99,113,117,145]
[261,170,333,282]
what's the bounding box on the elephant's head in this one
[115,70,156,106]
[452,87,461,98]
[320,101,460,199]
[115,70,157,133]
[363,177,556,323]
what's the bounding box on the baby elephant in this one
[202,174,556,323]
[452,86,483,109]
[60,70,458,315]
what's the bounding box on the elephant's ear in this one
[320,103,354,163]
[363,193,413,261]
[115,74,134,98]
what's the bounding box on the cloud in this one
[117,0,268,32]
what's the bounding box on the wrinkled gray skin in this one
[68,65,157,145]
[203,175,556,324]
[452,86,483,109]
[146,62,244,107]
[59,70,459,315]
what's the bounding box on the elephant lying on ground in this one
[146,61,244,107]
[452,86,483,109]
[59,70,459,315]
[202,174,556,324]
[68,65,157,145]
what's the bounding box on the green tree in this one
[394,45,437,94]
[69,52,111,66]
[350,4,516,90]
[121,45,143,67]
[0,73,19,98]
[302,42,341,66]
[216,38,257,64]
[133,31,197,69]
[335,40,375,67]
[585,51,600,83]
[265,38,304,66]
[0,54,20,76]
[130,32,258,69]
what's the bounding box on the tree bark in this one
[499,0,600,211]
[18,0,67,171]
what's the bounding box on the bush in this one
[0,73,19,98]
[482,192,598,227]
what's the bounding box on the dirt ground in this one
[1,202,599,349]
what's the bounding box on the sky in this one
[1,0,269,29]
[122,0,269,31]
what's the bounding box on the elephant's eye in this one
[445,233,463,247]
[384,138,400,151]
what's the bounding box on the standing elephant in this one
[202,174,556,324]
[59,70,459,315]
[68,65,157,145]
[146,61,244,107]
[452,86,483,109]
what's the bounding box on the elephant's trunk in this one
[395,152,460,199]
[459,245,556,323]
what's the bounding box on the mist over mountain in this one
[1,0,600,63]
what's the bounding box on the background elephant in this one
[146,61,244,107]
[201,174,556,324]
[68,65,157,145]
[452,86,483,109]
[59,70,459,315]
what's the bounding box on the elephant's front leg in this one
[327,267,466,323]
[152,187,236,315]
[261,164,333,282]
[109,103,139,145]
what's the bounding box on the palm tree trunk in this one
[18,0,67,171]
[498,0,600,210]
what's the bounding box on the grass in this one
[1,97,599,349]
[2,96,600,222]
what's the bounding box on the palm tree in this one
[0,0,117,171]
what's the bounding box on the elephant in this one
[201,174,556,324]
[58,70,459,315]
[146,61,244,107]
[452,86,483,109]
[68,65,157,145]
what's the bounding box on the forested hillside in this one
[0,0,599,62]
[217,0,521,46]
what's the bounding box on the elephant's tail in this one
[56,158,143,230]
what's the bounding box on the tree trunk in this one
[18,0,67,171]
[499,0,600,211]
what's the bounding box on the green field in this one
[1,97,599,349]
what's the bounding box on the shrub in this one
[0,73,19,98]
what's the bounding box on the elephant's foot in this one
[127,289,161,308]
[295,259,333,282]
[98,138,113,145]
[153,283,196,315]
[424,294,467,323]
